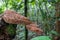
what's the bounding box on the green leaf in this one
[17,0,22,2]
[49,30,59,35]
[31,36,51,40]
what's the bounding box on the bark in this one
[55,2,60,40]
[55,2,60,35]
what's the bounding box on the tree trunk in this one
[55,2,60,35]
[55,2,60,40]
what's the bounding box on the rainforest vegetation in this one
[0,0,60,40]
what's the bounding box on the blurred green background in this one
[0,0,60,40]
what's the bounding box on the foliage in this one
[31,36,51,40]
[0,0,58,40]
[6,24,16,36]
[49,30,59,35]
